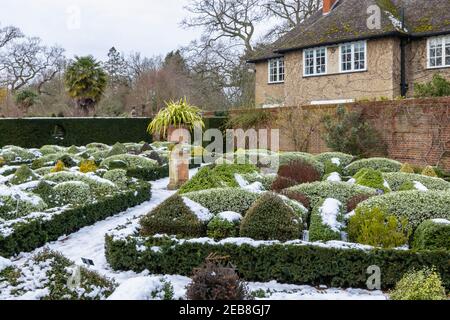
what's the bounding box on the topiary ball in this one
[240,193,302,241]
[140,194,212,238]
[9,165,39,185]
[412,219,450,251]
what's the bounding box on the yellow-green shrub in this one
[51,160,65,173]
[422,166,438,178]
[390,268,447,300]
[348,206,411,248]
[79,160,98,173]
[400,163,415,174]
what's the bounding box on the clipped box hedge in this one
[105,234,450,290]
[0,181,151,257]
[0,118,152,148]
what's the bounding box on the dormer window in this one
[427,36,450,68]
[268,58,285,83]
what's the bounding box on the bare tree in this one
[127,52,162,80]
[0,24,23,48]
[0,37,65,92]
[263,0,322,38]
[182,0,265,54]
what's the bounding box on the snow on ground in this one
[4,168,388,300]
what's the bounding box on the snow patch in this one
[431,219,450,225]
[319,199,343,233]
[331,158,341,166]
[327,172,342,182]
[182,197,213,222]
[413,181,428,192]
[0,256,13,272]
[217,211,242,222]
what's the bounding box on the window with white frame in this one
[428,36,450,68]
[304,47,327,76]
[340,41,367,72]
[268,58,285,83]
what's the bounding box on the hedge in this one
[0,181,151,257]
[0,118,152,148]
[105,235,450,290]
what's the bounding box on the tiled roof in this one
[247,0,450,63]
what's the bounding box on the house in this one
[247,0,450,107]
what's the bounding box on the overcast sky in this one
[0,0,202,60]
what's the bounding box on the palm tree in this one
[64,56,107,116]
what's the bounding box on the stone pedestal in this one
[167,144,190,190]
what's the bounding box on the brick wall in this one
[206,97,450,170]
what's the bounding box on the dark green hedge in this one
[0,181,151,257]
[105,236,450,290]
[127,162,200,181]
[0,118,152,148]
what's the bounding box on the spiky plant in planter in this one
[147,98,205,140]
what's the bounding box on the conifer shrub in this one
[400,163,415,174]
[422,166,438,178]
[390,267,447,300]
[186,259,250,300]
[412,219,450,251]
[51,160,66,173]
[354,168,390,193]
[345,158,402,176]
[9,165,39,185]
[383,172,450,191]
[207,212,242,240]
[348,206,411,248]
[286,181,376,210]
[240,193,302,241]
[139,195,210,238]
[184,188,260,215]
[79,160,98,173]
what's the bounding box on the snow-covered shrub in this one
[124,142,144,154]
[239,173,276,190]
[207,212,242,240]
[57,154,79,167]
[33,166,54,176]
[390,268,447,300]
[348,206,410,248]
[183,188,260,215]
[90,150,110,162]
[179,164,258,194]
[31,153,62,169]
[0,250,116,300]
[86,142,110,151]
[421,166,438,178]
[0,146,38,163]
[286,181,376,210]
[103,169,128,189]
[240,193,302,241]
[309,198,345,242]
[186,260,250,300]
[314,152,354,168]
[139,194,212,238]
[0,185,47,219]
[142,150,165,166]
[356,190,450,229]
[67,145,82,154]
[345,158,402,176]
[412,219,450,251]
[383,172,450,191]
[53,181,92,206]
[39,145,66,155]
[100,154,158,170]
[9,165,39,185]
[43,171,118,198]
[354,168,390,193]
[107,142,127,157]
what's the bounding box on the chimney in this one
[323,0,337,15]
